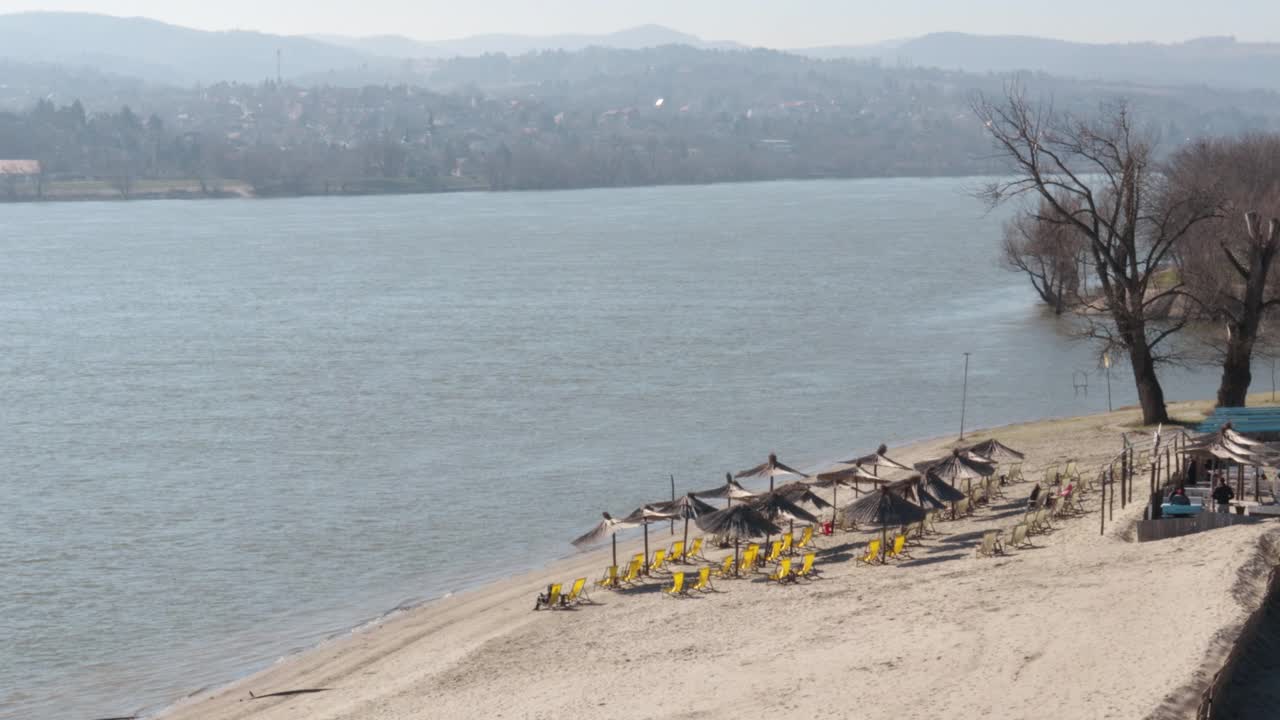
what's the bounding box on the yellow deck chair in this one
[740,546,761,574]
[781,532,794,555]
[885,534,911,561]
[715,555,736,578]
[686,537,706,561]
[690,566,714,592]
[768,558,793,583]
[795,552,819,580]
[535,583,562,610]
[667,540,686,564]
[665,571,686,597]
[563,577,588,605]
[620,557,643,585]
[795,525,815,550]
[594,565,619,590]
[649,549,668,574]
[764,540,783,563]
[860,539,882,565]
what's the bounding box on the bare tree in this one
[1167,135,1280,407]
[1001,195,1087,314]
[973,87,1219,424]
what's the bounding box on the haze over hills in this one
[315,24,743,59]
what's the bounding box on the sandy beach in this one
[158,398,1280,720]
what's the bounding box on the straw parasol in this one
[695,504,782,577]
[648,493,719,556]
[571,512,636,568]
[774,480,834,512]
[736,452,806,492]
[622,505,678,574]
[843,444,913,477]
[750,489,820,548]
[964,438,1026,463]
[692,472,760,508]
[809,464,883,525]
[915,449,996,493]
[840,486,927,561]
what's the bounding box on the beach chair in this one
[795,525,816,551]
[563,577,589,605]
[1043,463,1061,486]
[924,510,940,535]
[781,532,794,555]
[686,537,707,561]
[665,571,687,598]
[885,534,912,561]
[620,557,644,585]
[860,539,882,565]
[649,549,669,575]
[594,565,619,591]
[1033,508,1053,534]
[1009,523,1033,549]
[740,546,762,574]
[667,540,686,564]
[1009,462,1025,483]
[906,520,925,544]
[795,552,821,580]
[1065,460,1081,482]
[764,540,784,564]
[534,583,562,611]
[690,566,714,592]
[953,498,971,519]
[976,530,1004,557]
[767,558,794,584]
[715,555,736,578]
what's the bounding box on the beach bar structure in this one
[1179,424,1280,502]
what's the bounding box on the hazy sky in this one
[0,0,1275,45]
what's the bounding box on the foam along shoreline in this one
[156,397,1280,720]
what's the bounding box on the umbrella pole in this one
[735,539,741,578]
[643,523,650,575]
[670,474,675,535]
[881,523,887,565]
[683,516,690,555]
[612,534,618,569]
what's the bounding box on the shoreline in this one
[151,396,1280,720]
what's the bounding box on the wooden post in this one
[1100,466,1107,535]
[1121,450,1128,509]
[1238,464,1245,500]
[1151,453,1157,496]
[1109,465,1116,521]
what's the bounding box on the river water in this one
[0,178,1221,719]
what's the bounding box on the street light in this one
[959,352,971,440]
[1103,352,1113,412]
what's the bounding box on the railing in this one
[1093,428,1194,536]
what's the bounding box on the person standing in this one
[1212,477,1235,513]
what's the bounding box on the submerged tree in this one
[973,88,1219,424]
[1167,135,1280,407]
[1001,194,1087,314]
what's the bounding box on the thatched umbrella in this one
[648,493,718,555]
[774,480,834,512]
[810,464,883,519]
[840,487,927,561]
[843,444,913,477]
[915,449,995,493]
[750,489,820,548]
[964,438,1026,463]
[622,505,678,574]
[695,504,782,577]
[571,512,636,569]
[692,472,760,508]
[736,452,806,492]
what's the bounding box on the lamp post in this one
[1103,352,1113,412]
[959,352,971,440]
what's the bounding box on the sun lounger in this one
[665,571,687,597]
[715,555,736,578]
[781,532,794,555]
[1065,460,1081,482]
[667,540,686,564]
[925,510,940,535]
[594,565,619,591]
[795,525,815,551]
[764,540,783,563]
[690,566,714,592]
[740,546,761,574]
[767,558,793,583]
[1009,523,1033,549]
[1043,463,1060,486]
[885,534,912,561]
[976,530,1004,557]
[1009,462,1025,483]
[563,577,588,605]
[686,537,707,561]
[534,583,562,611]
[953,498,971,519]
[860,539,882,565]
[620,557,644,585]
[795,552,820,580]
[649,549,669,574]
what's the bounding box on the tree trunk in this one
[1217,339,1254,407]
[1129,338,1169,424]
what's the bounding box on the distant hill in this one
[0,12,384,85]
[797,33,1280,91]
[316,24,744,58]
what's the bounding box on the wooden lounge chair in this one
[594,565,619,591]
[563,577,589,605]
[1009,462,1025,483]
[1034,508,1053,533]
[715,555,736,578]
[534,583,562,611]
[690,566,714,592]
[665,571,687,597]
[885,534,912,561]
[795,525,816,551]
[648,549,669,575]
[764,540,784,564]
[686,537,707,561]
[953,498,971,519]
[767,558,793,583]
[667,540,686,564]
[795,552,821,580]
[620,558,644,585]
[1065,460,1081,482]
[860,539,882,565]
[1009,523,1033,549]
[976,530,1004,557]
